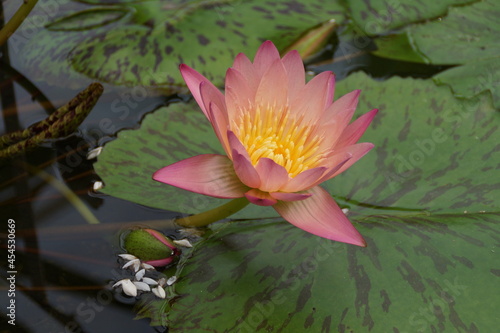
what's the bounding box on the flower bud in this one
[124,229,180,267]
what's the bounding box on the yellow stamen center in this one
[233,104,324,177]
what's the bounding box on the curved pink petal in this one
[227,130,251,160]
[335,109,378,148]
[323,89,360,121]
[207,102,230,156]
[255,59,288,108]
[232,53,260,93]
[180,64,225,119]
[290,71,335,123]
[253,40,281,77]
[281,167,327,192]
[310,152,352,186]
[245,188,277,206]
[281,50,305,97]
[319,89,361,148]
[255,158,290,192]
[145,257,175,267]
[225,68,255,121]
[145,229,176,249]
[321,143,374,181]
[274,186,366,246]
[232,150,261,188]
[270,191,312,202]
[153,154,248,198]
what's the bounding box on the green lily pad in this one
[434,57,500,110]
[19,0,345,89]
[410,0,500,110]
[371,32,426,63]
[94,72,500,218]
[137,212,498,332]
[346,0,475,36]
[409,0,500,65]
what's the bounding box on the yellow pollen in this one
[233,104,324,177]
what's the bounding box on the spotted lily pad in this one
[96,72,499,330]
[346,0,475,36]
[371,0,500,110]
[137,212,498,332]
[19,0,345,89]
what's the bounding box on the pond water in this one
[1,1,498,332]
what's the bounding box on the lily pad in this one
[371,0,500,110]
[433,56,500,110]
[346,0,475,36]
[94,72,500,218]
[137,212,499,332]
[19,0,345,89]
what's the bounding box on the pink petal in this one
[225,68,255,119]
[311,152,352,186]
[335,109,378,148]
[232,150,261,188]
[245,188,277,206]
[290,71,335,123]
[321,143,374,181]
[324,72,336,109]
[207,102,230,156]
[319,90,361,147]
[153,154,248,198]
[255,59,288,108]
[231,53,260,93]
[255,158,290,192]
[145,229,176,249]
[253,40,281,77]
[281,50,305,96]
[145,257,175,267]
[323,89,360,123]
[281,167,327,192]
[227,130,251,160]
[274,186,366,246]
[179,64,225,119]
[270,191,312,201]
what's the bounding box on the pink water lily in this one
[153,41,377,247]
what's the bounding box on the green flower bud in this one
[124,229,180,267]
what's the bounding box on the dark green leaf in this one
[346,0,475,36]
[139,213,499,332]
[20,0,345,89]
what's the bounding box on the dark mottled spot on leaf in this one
[197,34,210,45]
[452,255,474,269]
[380,289,391,312]
[322,314,332,333]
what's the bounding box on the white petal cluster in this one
[113,254,177,299]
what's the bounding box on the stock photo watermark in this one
[5,218,17,326]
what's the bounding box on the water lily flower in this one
[154,41,377,247]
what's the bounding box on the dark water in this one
[0,10,452,333]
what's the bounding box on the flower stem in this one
[175,197,250,228]
[0,0,39,47]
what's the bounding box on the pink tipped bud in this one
[124,229,181,267]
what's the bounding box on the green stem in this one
[0,0,39,47]
[175,197,250,228]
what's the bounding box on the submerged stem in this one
[175,197,250,228]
